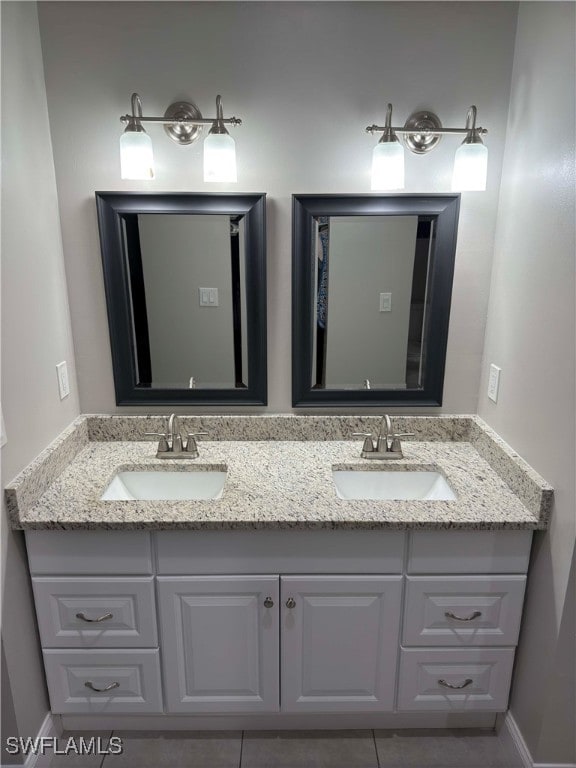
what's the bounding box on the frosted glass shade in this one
[120,131,154,180]
[204,133,237,183]
[452,142,488,191]
[371,141,405,191]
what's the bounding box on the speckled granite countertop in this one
[5,415,553,531]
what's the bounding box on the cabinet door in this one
[157,576,279,713]
[281,576,402,712]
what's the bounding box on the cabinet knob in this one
[285,597,296,609]
[263,597,274,608]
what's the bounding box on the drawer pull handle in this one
[444,611,482,622]
[286,597,296,609]
[438,678,473,690]
[263,597,274,608]
[84,681,120,693]
[76,612,113,623]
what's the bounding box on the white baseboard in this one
[1,713,57,768]
[503,711,576,768]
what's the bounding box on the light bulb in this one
[371,141,405,191]
[452,142,488,191]
[204,133,237,183]
[120,131,154,180]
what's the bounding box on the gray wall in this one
[36,1,518,413]
[138,214,235,387]
[478,3,576,763]
[1,0,80,753]
[325,216,417,388]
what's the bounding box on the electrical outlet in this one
[56,361,70,400]
[487,364,501,403]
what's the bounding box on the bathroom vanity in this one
[6,415,552,731]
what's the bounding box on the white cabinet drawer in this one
[43,649,163,714]
[403,576,526,647]
[26,531,153,575]
[32,577,157,648]
[407,531,532,574]
[397,648,515,712]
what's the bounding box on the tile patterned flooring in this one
[48,728,523,768]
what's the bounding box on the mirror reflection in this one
[312,215,434,391]
[124,213,248,389]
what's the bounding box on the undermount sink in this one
[100,470,227,501]
[332,470,456,501]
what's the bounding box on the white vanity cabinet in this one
[25,528,532,723]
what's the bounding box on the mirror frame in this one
[292,194,460,407]
[96,192,267,405]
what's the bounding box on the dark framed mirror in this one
[292,194,460,407]
[96,192,267,405]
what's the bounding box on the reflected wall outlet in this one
[56,361,70,400]
[487,364,501,403]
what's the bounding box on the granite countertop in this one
[5,415,553,531]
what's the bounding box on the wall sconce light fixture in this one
[366,105,488,192]
[119,93,242,182]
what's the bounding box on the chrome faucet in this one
[353,415,414,460]
[146,413,207,459]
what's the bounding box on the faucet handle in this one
[353,432,375,453]
[185,432,208,455]
[389,433,416,453]
[144,432,169,453]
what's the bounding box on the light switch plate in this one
[379,292,392,312]
[1,405,7,447]
[487,364,501,403]
[56,361,70,400]
[199,287,219,307]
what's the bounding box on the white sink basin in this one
[101,470,227,501]
[332,470,456,501]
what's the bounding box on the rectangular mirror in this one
[96,193,267,405]
[292,195,460,407]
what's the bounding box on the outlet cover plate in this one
[487,364,501,403]
[56,361,70,400]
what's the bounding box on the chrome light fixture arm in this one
[120,92,242,141]
[365,104,487,155]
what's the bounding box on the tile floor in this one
[48,728,523,768]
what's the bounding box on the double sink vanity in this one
[6,414,552,730]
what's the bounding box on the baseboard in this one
[1,713,57,768]
[62,711,497,731]
[503,711,576,768]
[533,764,576,768]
